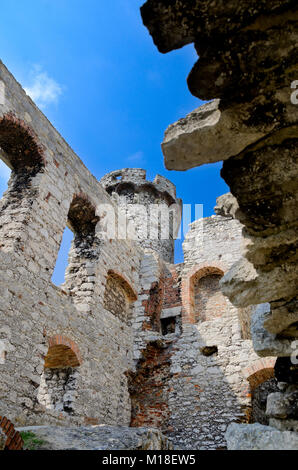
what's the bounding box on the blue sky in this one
[0,0,229,283]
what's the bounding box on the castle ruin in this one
[0,0,297,451]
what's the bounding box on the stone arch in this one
[243,358,278,425]
[37,335,82,415]
[59,192,100,295]
[0,113,45,251]
[181,262,226,324]
[67,192,100,238]
[243,358,276,391]
[0,112,45,175]
[45,335,83,368]
[103,270,137,324]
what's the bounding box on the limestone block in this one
[16,425,173,450]
[226,423,298,450]
[162,100,267,170]
[214,193,239,219]
[251,308,294,357]
[266,389,298,420]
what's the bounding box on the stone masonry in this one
[0,24,293,450]
[141,0,298,450]
[0,60,142,428]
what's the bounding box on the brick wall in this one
[0,416,23,450]
[193,272,225,322]
[129,340,173,431]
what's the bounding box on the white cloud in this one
[24,66,62,109]
[0,159,11,181]
[126,151,145,164]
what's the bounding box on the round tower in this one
[100,168,182,263]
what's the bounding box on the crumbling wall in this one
[38,367,79,415]
[131,214,266,450]
[166,215,262,449]
[129,340,173,431]
[140,0,298,449]
[100,169,182,263]
[0,60,142,428]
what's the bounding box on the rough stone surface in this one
[0,58,264,451]
[17,425,172,450]
[214,193,239,220]
[163,216,260,449]
[141,0,298,449]
[127,214,261,449]
[226,422,298,450]
[251,378,279,425]
[251,307,294,357]
[100,168,182,263]
[1,12,296,449]
[162,100,269,170]
[140,0,298,337]
[266,389,298,420]
[0,60,143,428]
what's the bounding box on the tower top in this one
[100,168,182,264]
[100,168,180,206]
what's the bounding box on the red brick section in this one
[142,266,182,333]
[45,335,83,368]
[193,273,225,322]
[162,265,182,310]
[243,358,277,391]
[181,262,226,324]
[128,340,174,431]
[142,279,164,332]
[0,416,23,450]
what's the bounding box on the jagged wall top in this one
[100,168,181,206]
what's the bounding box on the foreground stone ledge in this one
[162,100,269,170]
[16,425,173,450]
[220,256,298,309]
[226,422,298,450]
[251,307,294,357]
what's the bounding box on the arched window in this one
[37,335,82,415]
[0,113,45,250]
[191,267,225,323]
[103,270,137,324]
[0,113,44,176]
[243,358,277,425]
[52,193,100,288]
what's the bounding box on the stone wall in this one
[165,215,261,449]
[0,55,286,450]
[140,0,298,449]
[100,169,182,263]
[0,60,143,428]
[130,213,269,449]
